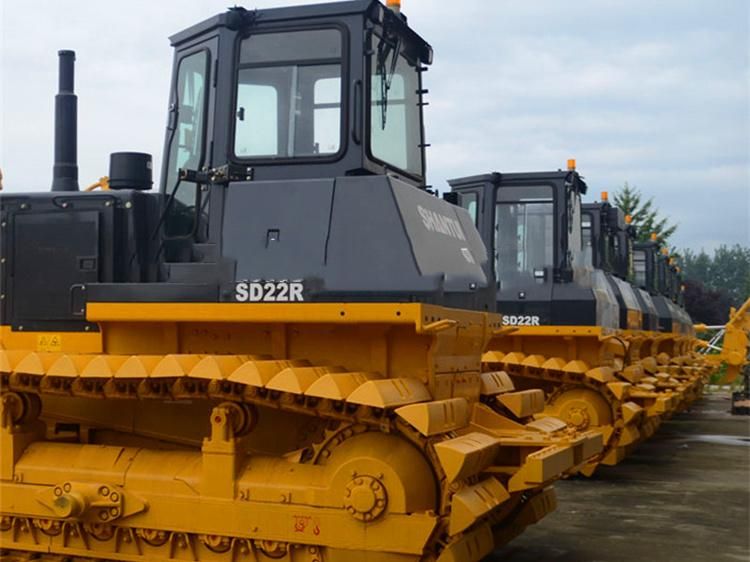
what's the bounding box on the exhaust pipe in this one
[51,50,79,191]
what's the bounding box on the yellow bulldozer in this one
[696,297,750,414]
[0,2,603,561]
[448,166,709,475]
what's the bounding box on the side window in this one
[165,50,209,238]
[458,192,478,225]
[569,192,582,255]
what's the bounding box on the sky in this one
[0,0,748,252]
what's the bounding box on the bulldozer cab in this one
[581,201,630,279]
[634,241,686,334]
[449,169,620,328]
[634,241,677,302]
[161,1,432,242]
[633,241,658,294]
[450,170,585,286]
[582,201,654,331]
[0,1,495,334]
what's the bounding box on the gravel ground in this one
[490,393,750,562]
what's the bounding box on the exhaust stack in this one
[51,50,79,191]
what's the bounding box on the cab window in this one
[459,192,478,225]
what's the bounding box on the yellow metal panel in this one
[579,430,605,462]
[346,378,431,408]
[640,356,659,373]
[601,445,627,466]
[395,398,470,436]
[501,352,526,366]
[0,325,102,353]
[650,395,673,415]
[479,371,514,395]
[525,417,568,433]
[266,366,343,394]
[88,302,422,324]
[0,483,438,556]
[0,349,30,373]
[584,366,615,383]
[508,486,557,529]
[13,442,135,486]
[80,355,127,378]
[562,360,589,374]
[13,352,61,376]
[86,302,495,333]
[497,389,545,418]
[228,359,302,387]
[542,356,567,371]
[305,372,380,400]
[433,432,500,483]
[114,355,163,378]
[496,326,604,337]
[618,424,641,447]
[621,364,644,383]
[151,354,203,378]
[521,354,546,369]
[621,401,643,424]
[470,402,526,433]
[448,477,510,535]
[188,355,246,380]
[482,350,506,363]
[436,522,494,562]
[508,445,574,491]
[606,381,631,400]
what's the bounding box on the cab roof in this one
[170,0,432,65]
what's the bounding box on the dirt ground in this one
[491,393,750,562]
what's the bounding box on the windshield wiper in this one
[376,33,401,129]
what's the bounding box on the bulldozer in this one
[581,198,705,410]
[0,2,602,561]
[696,297,750,415]
[447,162,705,474]
[631,237,710,407]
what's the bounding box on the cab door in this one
[161,37,218,255]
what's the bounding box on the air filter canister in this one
[108,152,153,190]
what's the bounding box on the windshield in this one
[495,186,554,282]
[369,33,423,177]
[234,29,343,159]
[605,230,619,272]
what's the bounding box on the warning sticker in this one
[37,334,62,352]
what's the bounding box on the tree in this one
[683,244,750,308]
[613,182,678,247]
[683,278,732,325]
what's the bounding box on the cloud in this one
[1,0,747,252]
